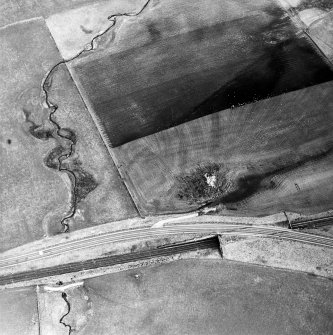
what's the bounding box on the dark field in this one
[73,0,333,147]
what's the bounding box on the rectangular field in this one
[71,0,333,147]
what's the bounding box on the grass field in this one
[0,18,71,252]
[46,0,145,60]
[277,1,333,62]
[71,0,333,147]
[113,81,333,215]
[80,259,333,335]
[0,16,138,253]
[0,287,38,335]
[0,0,103,28]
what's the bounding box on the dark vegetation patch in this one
[80,25,93,34]
[23,108,54,140]
[61,158,99,202]
[25,106,98,203]
[296,0,333,11]
[58,127,77,144]
[29,126,54,140]
[177,144,333,207]
[44,145,67,169]
[176,163,228,205]
[44,151,99,202]
[73,167,98,201]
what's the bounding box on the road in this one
[0,237,221,285]
[1,221,333,270]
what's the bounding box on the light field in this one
[113,81,333,215]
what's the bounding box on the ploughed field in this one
[112,82,333,215]
[72,0,333,147]
[67,0,333,216]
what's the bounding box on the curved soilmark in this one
[22,108,54,140]
[44,145,67,170]
[217,143,333,205]
[41,0,153,232]
[80,25,93,34]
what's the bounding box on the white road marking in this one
[43,281,84,292]
[152,213,199,228]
